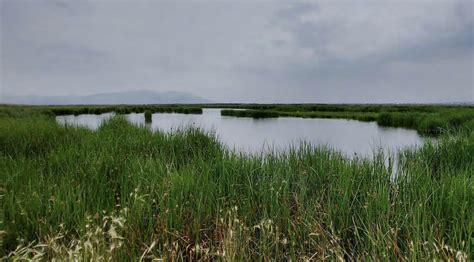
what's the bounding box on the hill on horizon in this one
[1,90,211,105]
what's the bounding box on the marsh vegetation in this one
[0,104,472,260]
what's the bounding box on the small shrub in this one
[144,111,152,123]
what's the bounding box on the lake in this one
[56,108,425,158]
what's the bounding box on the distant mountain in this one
[1,90,211,105]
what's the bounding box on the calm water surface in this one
[56,109,425,158]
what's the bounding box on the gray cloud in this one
[1,0,473,103]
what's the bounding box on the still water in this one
[56,109,425,158]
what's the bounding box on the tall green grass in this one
[377,110,474,134]
[0,106,472,260]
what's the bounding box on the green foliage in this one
[43,105,203,116]
[144,110,152,123]
[0,105,472,260]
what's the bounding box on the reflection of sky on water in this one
[56,112,115,130]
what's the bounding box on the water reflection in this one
[56,112,114,130]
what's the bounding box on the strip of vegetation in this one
[50,105,202,116]
[1,106,472,260]
[221,109,280,118]
[220,105,474,135]
[0,105,202,116]
[206,103,471,113]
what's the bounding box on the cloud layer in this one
[1,0,473,103]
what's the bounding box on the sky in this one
[1,0,473,103]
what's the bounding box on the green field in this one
[1,104,473,260]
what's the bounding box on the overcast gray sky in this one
[1,0,473,103]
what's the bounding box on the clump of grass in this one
[144,111,152,123]
[5,208,128,261]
